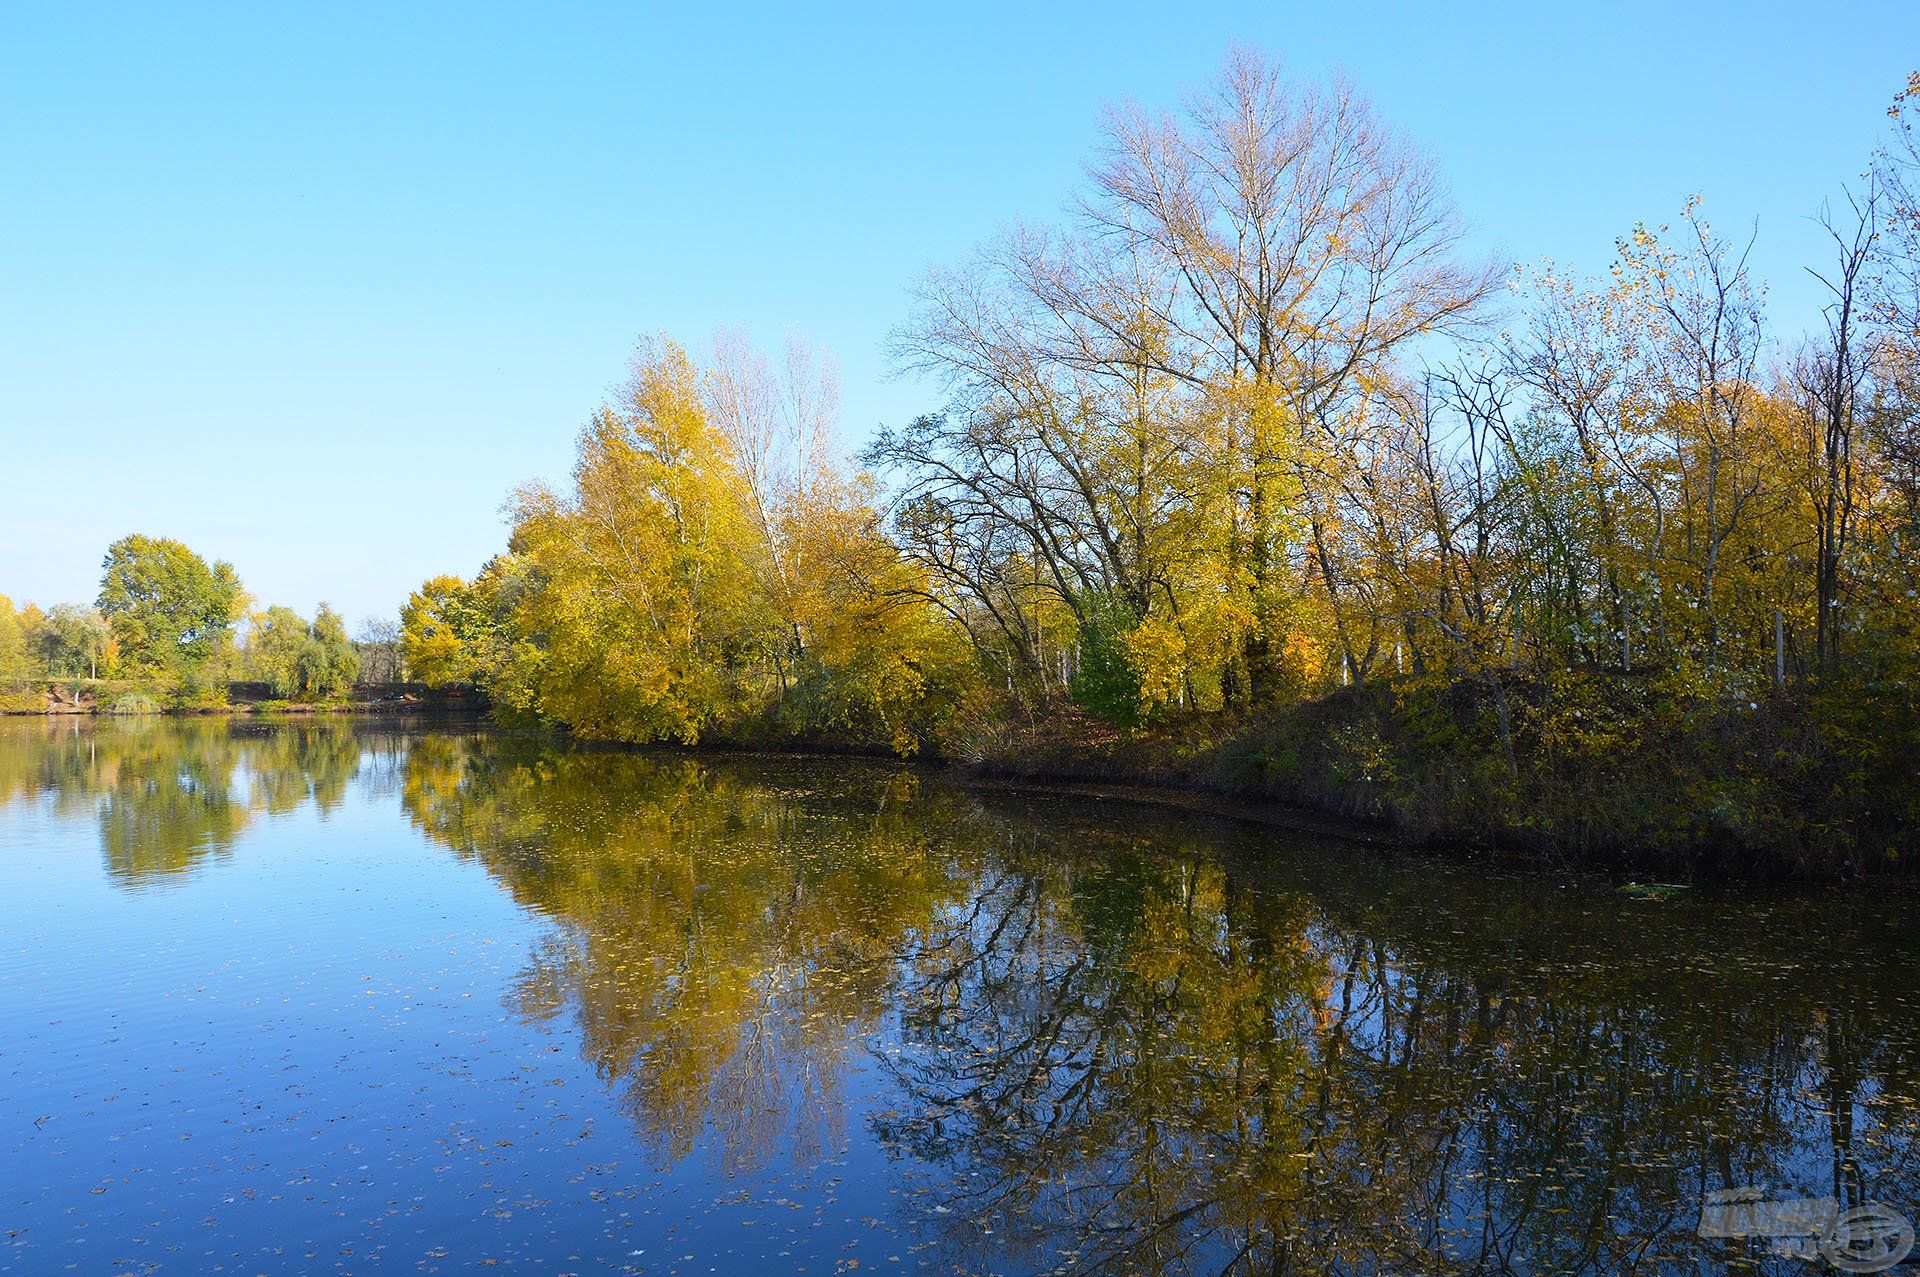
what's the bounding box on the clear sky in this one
[4,3,1916,625]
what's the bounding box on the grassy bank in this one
[958,673,1920,880]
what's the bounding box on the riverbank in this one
[533,684,1884,879]
[953,674,1919,881]
[15,674,1911,880]
[672,667,1915,880]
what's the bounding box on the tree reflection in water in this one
[0,716,380,887]
[4,720,1914,1273]
[396,735,1920,1275]
[400,733,968,1174]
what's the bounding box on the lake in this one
[1,718,1916,1274]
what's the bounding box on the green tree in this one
[246,606,309,697]
[297,604,359,699]
[1068,590,1144,727]
[248,603,359,699]
[36,604,113,679]
[96,535,243,681]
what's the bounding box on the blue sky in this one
[4,2,1916,624]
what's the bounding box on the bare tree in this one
[704,330,843,684]
[1631,207,1767,659]
[354,616,404,686]
[884,49,1500,705]
[1796,187,1881,666]
[1074,47,1501,697]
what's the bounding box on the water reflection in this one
[400,734,966,1172]
[394,734,1920,1274]
[3,719,1916,1273]
[0,717,388,887]
[881,838,1920,1273]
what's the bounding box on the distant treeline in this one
[0,533,404,711]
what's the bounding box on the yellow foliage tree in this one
[510,338,767,742]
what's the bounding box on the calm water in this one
[2,719,1917,1275]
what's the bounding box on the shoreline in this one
[1,707,1879,883]
[460,722,1898,884]
[0,692,488,718]
[515,733,1638,881]
[0,707,1424,854]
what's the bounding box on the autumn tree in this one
[508,337,766,742]
[1081,48,1500,700]
[400,575,483,687]
[0,596,28,686]
[879,49,1499,717]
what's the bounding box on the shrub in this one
[1069,592,1143,728]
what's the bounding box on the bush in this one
[1202,667,1920,877]
[1068,593,1143,728]
[165,673,228,711]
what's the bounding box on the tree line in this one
[405,57,1920,749]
